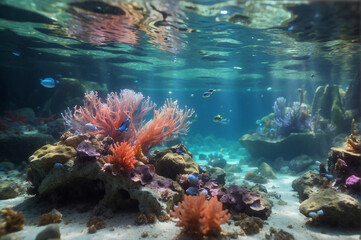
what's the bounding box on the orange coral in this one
[133,143,148,164]
[170,194,230,237]
[345,119,361,153]
[107,141,136,174]
[137,99,194,154]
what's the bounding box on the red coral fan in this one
[170,194,230,237]
[107,141,136,174]
[137,99,194,154]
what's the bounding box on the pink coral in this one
[69,90,193,155]
[170,194,230,237]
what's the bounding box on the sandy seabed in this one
[0,163,360,240]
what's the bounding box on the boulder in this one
[239,133,330,159]
[207,167,226,185]
[258,162,277,179]
[0,133,55,164]
[292,171,322,201]
[0,181,19,200]
[35,224,61,240]
[299,188,361,227]
[288,155,314,173]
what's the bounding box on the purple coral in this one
[273,97,312,137]
[216,185,268,220]
[346,175,360,190]
[76,141,100,160]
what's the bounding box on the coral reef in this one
[134,212,157,225]
[0,207,25,236]
[273,97,312,137]
[345,118,361,153]
[170,194,230,237]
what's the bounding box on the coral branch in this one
[136,99,194,154]
[107,141,136,174]
[170,194,230,237]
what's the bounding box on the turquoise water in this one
[0,1,360,239]
[0,1,359,140]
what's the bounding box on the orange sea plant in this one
[170,194,230,237]
[107,141,136,174]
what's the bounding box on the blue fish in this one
[308,211,317,217]
[311,74,315,78]
[40,78,59,88]
[202,92,212,98]
[54,163,63,168]
[116,119,131,133]
[325,174,333,180]
[207,89,214,93]
[200,189,208,195]
[269,128,275,132]
[186,187,199,196]
[85,123,98,131]
[288,25,294,31]
[187,173,199,185]
[12,51,20,56]
[315,161,321,165]
[316,209,324,216]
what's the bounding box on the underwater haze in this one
[0,1,360,240]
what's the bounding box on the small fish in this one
[85,123,98,131]
[233,66,242,70]
[207,89,214,93]
[315,160,321,165]
[40,78,59,88]
[266,87,272,91]
[186,187,199,196]
[297,88,303,93]
[247,88,251,92]
[54,163,63,168]
[116,119,131,133]
[325,174,333,179]
[256,120,262,126]
[202,92,212,98]
[12,51,20,56]
[311,74,315,78]
[316,209,324,216]
[187,173,199,185]
[308,211,317,217]
[269,128,275,132]
[213,115,223,122]
[288,26,294,31]
[200,189,208,195]
[190,93,194,97]
[173,145,185,156]
[219,118,230,125]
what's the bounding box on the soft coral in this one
[170,194,230,237]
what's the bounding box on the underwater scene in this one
[0,0,360,239]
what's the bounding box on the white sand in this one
[0,164,360,239]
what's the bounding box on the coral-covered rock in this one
[258,162,277,179]
[292,171,322,201]
[76,141,100,161]
[31,159,181,216]
[29,144,76,182]
[299,188,361,227]
[234,213,263,235]
[63,134,87,148]
[206,167,226,185]
[39,209,62,226]
[239,132,330,159]
[0,207,25,236]
[152,144,199,180]
[217,185,271,220]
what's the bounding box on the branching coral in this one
[0,207,25,236]
[137,99,194,154]
[107,141,136,174]
[170,194,230,237]
[62,90,194,155]
[273,97,312,137]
